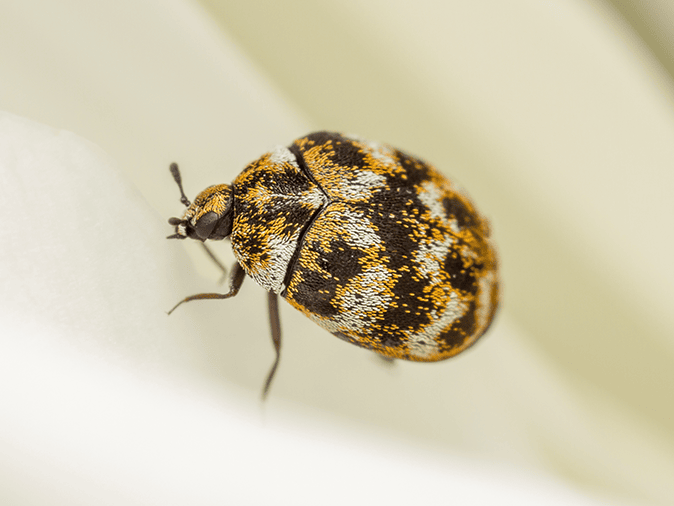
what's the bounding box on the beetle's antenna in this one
[170,162,191,208]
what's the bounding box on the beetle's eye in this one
[194,211,219,240]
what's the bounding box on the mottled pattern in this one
[173,132,499,363]
[231,146,325,293]
[281,132,498,361]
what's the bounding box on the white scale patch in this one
[417,180,467,235]
[311,264,394,337]
[474,270,495,334]
[417,180,447,224]
[257,232,301,294]
[337,170,386,200]
[364,140,396,167]
[447,218,460,234]
[299,186,325,208]
[413,236,454,285]
[336,207,382,249]
[269,145,298,166]
[405,291,467,359]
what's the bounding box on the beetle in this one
[167,132,499,397]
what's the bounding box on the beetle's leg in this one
[200,242,228,283]
[167,261,245,315]
[262,292,282,399]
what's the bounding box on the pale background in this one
[1,0,673,504]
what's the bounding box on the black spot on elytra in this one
[438,300,477,348]
[443,250,478,294]
[280,164,313,192]
[240,235,265,256]
[287,238,365,317]
[281,221,299,236]
[364,204,421,272]
[291,268,338,317]
[293,132,368,173]
[237,159,314,197]
[443,197,475,229]
[328,137,368,169]
[393,150,432,185]
[320,239,365,281]
[381,277,432,332]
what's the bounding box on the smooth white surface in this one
[0,330,608,506]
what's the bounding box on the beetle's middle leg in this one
[262,291,282,399]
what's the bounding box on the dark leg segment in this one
[167,262,245,315]
[262,292,282,399]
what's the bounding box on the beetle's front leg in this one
[167,261,245,315]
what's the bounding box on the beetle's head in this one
[167,163,233,242]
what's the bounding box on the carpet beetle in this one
[168,132,499,396]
